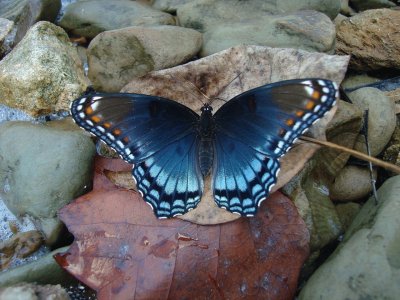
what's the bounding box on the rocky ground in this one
[0,0,399,299]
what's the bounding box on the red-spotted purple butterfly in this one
[70,78,338,218]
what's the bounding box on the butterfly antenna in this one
[209,71,244,105]
[299,136,400,174]
[168,74,210,105]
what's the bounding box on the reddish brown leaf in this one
[56,157,310,300]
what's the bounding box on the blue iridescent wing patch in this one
[70,93,203,218]
[70,78,338,218]
[213,79,338,215]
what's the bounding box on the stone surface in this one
[152,0,192,13]
[0,120,95,244]
[330,165,377,201]
[88,25,202,92]
[201,10,336,57]
[0,283,69,300]
[59,0,176,38]
[336,9,400,71]
[336,202,361,231]
[341,74,380,90]
[177,0,340,32]
[0,246,71,287]
[0,0,61,44]
[0,21,88,117]
[0,18,15,58]
[350,0,396,11]
[349,87,396,156]
[299,175,400,300]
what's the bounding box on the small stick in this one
[299,135,400,174]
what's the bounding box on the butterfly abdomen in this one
[198,104,216,177]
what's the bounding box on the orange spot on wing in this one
[305,100,315,110]
[85,106,93,114]
[296,110,304,117]
[91,115,101,123]
[123,137,129,143]
[103,122,111,128]
[312,91,320,99]
[113,128,121,135]
[286,119,294,126]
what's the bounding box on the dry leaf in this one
[55,157,310,300]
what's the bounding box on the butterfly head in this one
[200,104,213,115]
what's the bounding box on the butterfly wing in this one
[70,93,203,218]
[213,78,338,215]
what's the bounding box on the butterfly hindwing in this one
[213,78,338,215]
[70,93,203,217]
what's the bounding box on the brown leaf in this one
[121,45,349,224]
[55,157,309,300]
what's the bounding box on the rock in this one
[0,18,15,58]
[0,21,88,117]
[152,0,192,13]
[330,165,377,201]
[336,9,400,71]
[0,283,69,300]
[0,231,43,271]
[59,0,176,38]
[299,176,400,300]
[88,25,202,92]
[0,120,95,245]
[177,0,340,32]
[316,100,363,177]
[0,0,61,44]
[349,87,396,156]
[0,246,72,287]
[341,74,380,90]
[339,0,354,15]
[350,0,396,11]
[335,202,361,231]
[283,160,343,252]
[201,10,336,57]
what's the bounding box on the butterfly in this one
[70,78,338,218]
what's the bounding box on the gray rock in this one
[299,175,400,300]
[0,120,95,244]
[350,0,396,11]
[0,18,15,58]
[341,73,380,90]
[330,165,377,201]
[0,0,61,44]
[152,0,193,13]
[349,87,396,156]
[0,21,88,117]
[0,246,71,287]
[201,10,335,56]
[0,283,69,300]
[177,0,341,32]
[59,0,175,38]
[88,25,202,92]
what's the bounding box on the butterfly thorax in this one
[198,104,215,177]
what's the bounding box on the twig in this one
[299,136,400,174]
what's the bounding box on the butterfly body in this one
[70,78,338,218]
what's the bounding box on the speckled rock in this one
[201,10,335,56]
[0,120,95,245]
[0,0,61,44]
[299,176,400,300]
[350,0,396,11]
[177,0,341,32]
[0,246,70,287]
[0,21,88,117]
[330,165,377,201]
[0,283,69,300]
[336,9,400,71]
[349,87,396,156]
[59,0,175,38]
[88,25,202,92]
